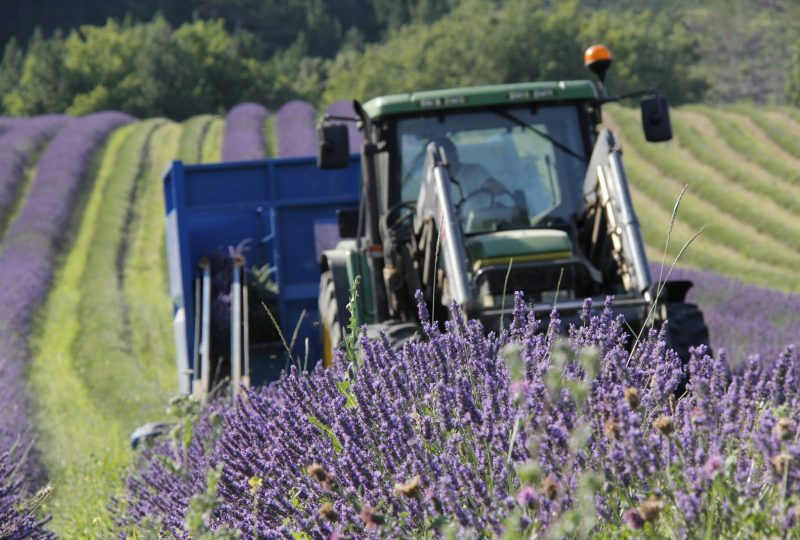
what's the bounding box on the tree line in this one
[0,0,798,119]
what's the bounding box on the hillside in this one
[0,101,797,534]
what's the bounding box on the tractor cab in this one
[317,45,707,363]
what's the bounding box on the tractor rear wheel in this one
[319,271,343,366]
[664,302,711,361]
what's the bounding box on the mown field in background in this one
[0,101,798,535]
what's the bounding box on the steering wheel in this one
[457,178,517,210]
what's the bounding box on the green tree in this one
[0,38,24,112]
[3,28,73,115]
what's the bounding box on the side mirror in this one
[317,124,350,169]
[640,95,672,142]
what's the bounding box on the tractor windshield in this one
[397,105,588,234]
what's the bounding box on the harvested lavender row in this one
[326,99,363,153]
[0,111,133,485]
[0,115,68,233]
[275,100,317,157]
[221,103,269,161]
[668,266,800,364]
[0,453,53,539]
[120,294,799,537]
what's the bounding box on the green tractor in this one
[316,44,709,365]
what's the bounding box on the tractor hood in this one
[465,229,573,271]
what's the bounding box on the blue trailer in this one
[164,155,361,395]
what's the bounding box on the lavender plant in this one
[669,267,800,365]
[0,115,67,234]
[275,100,317,157]
[0,452,54,540]
[222,103,269,162]
[0,111,132,486]
[119,292,799,538]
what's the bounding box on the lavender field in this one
[0,102,796,537]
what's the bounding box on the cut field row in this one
[605,104,800,291]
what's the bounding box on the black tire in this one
[664,302,711,362]
[319,271,343,366]
[363,319,419,349]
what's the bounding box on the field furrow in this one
[177,114,213,162]
[608,106,800,253]
[629,183,798,289]
[200,116,224,163]
[606,110,800,277]
[29,122,146,536]
[124,121,182,397]
[673,110,800,215]
[732,105,800,160]
[693,107,800,187]
[263,114,277,157]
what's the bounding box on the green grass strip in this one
[691,106,800,187]
[29,122,150,536]
[177,114,213,162]
[672,109,800,215]
[123,121,182,399]
[200,116,224,162]
[71,119,167,421]
[608,105,800,252]
[605,109,800,273]
[263,114,277,157]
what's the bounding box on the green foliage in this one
[1,1,799,115]
[323,0,706,104]
[4,28,73,115]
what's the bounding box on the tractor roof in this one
[362,80,599,120]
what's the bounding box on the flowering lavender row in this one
[0,453,53,539]
[120,292,799,537]
[326,100,363,154]
[221,103,269,161]
[0,111,132,488]
[276,100,317,157]
[0,116,68,234]
[664,266,800,365]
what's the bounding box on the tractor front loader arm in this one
[583,128,652,299]
[414,142,472,308]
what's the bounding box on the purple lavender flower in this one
[0,111,132,486]
[117,289,798,537]
[275,100,317,157]
[0,116,67,231]
[0,452,53,539]
[221,103,269,162]
[664,266,800,365]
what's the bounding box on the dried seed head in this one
[624,387,640,409]
[622,508,644,530]
[540,475,558,501]
[319,502,338,522]
[393,474,422,498]
[638,497,664,523]
[359,505,385,530]
[516,485,537,508]
[307,462,327,483]
[773,418,794,441]
[653,415,674,436]
[771,452,794,472]
[604,419,621,440]
[425,488,444,513]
